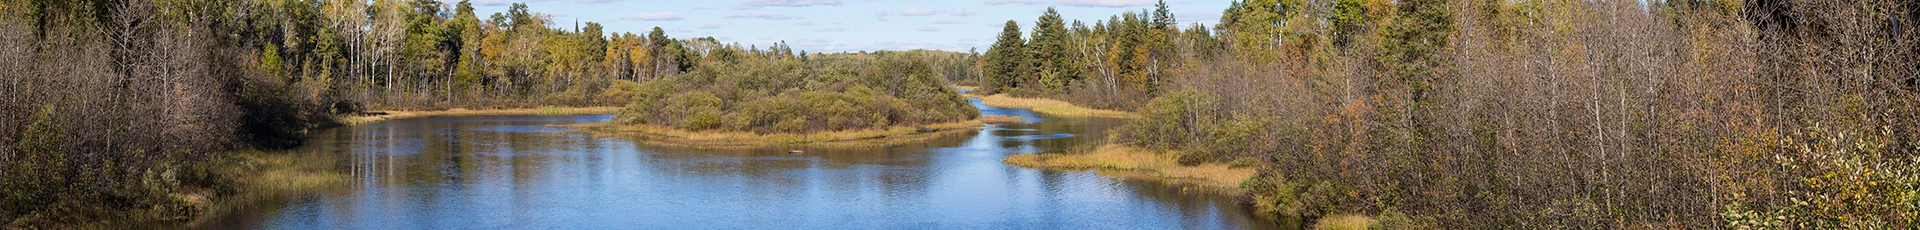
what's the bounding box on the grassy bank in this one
[179,150,346,228]
[11,150,347,229]
[969,94,1135,118]
[1002,144,1253,190]
[337,106,621,126]
[579,117,1022,148]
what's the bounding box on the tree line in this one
[982,0,1919,228]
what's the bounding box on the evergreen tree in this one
[1031,8,1071,91]
[984,20,1028,94]
[1152,0,1176,29]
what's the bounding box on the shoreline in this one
[336,106,621,126]
[1002,144,1254,191]
[192,150,348,226]
[576,115,1029,149]
[966,94,1136,118]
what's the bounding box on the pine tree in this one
[1031,8,1071,91]
[984,20,1027,94]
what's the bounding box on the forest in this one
[0,0,982,226]
[974,0,1918,228]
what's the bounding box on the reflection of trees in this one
[259,113,1265,228]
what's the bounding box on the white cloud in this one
[952,8,977,16]
[622,12,684,21]
[698,23,721,29]
[917,26,941,32]
[725,12,805,20]
[901,7,938,16]
[984,0,1044,5]
[933,18,963,24]
[1055,0,1155,7]
[735,0,841,9]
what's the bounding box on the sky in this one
[464,0,1236,53]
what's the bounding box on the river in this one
[200,98,1279,229]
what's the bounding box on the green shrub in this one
[3,107,66,221]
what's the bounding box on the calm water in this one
[202,99,1279,229]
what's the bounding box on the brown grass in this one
[1315,214,1374,230]
[337,106,620,126]
[1002,144,1256,190]
[978,115,1030,124]
[970,94,1135,118]
[577,120,985,148]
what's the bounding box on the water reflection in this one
[204,102,1278,229]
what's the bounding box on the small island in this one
[578,50,1015,148]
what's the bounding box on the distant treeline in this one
[981,0,1919,228]
[0,0,980,226]
[614,50,979,134]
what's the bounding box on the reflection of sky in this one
[231,102,1273,229]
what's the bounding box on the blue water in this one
[202,102,1276,229]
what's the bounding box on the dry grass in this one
[970,94,1135,118]
[1003,144,1256,190]
[230,151,346,193]
[337,106,620,126]
[578,120,985,148]
[978,115,1030,124]
[1315,214,1374,230]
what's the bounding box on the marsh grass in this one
[1002,144,1255,190]
[977,115,1030,124]
[1314,215,1374,230]
[970,94,1135,118]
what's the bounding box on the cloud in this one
[952,8,977,16]
[917,26,940,32]
[698,23,720,29]
[622,12,684,21]
[984,0,1043,5]
[795,21,815,26]
[694,5,716,10]
[735,0,841,9]
[1055,0,1155,7]
[725,12,805,20]
[933,18,963,24]
[901,7,938,16]
[813,28,847,32]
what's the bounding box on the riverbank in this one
[967,94,1135,118]
[14,150,348,229]
[578,115,1028,148]
[1002,144,1253,190]
[336,106,621,126]
[170,150,348,228]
